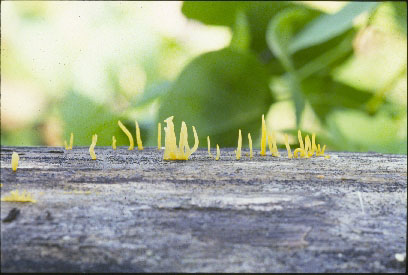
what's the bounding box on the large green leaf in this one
[60,92,130,146]
[130,81,172,109]
[300,76,373,122]
[158,48,273,147]
[289,2,379,53]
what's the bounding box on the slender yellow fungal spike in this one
[298,130,304,150]
[236,129,242,160]
[284,134,293,158]
[135,121,144,150]
[312,133,317,152]
[248,133,253,159]
[112,136,117,150]
[158,122,161,150]
[1,190,36,203]
[268,131,280,157]
[305,135,314,158]
[321,145,326,155]
[11,152,19,172]
[118,120,134,150]
[260,115,267,156]
[207,136,212,157]
[293,148,306,158]
[69,132,74,149]
[89,134,97,160]
[316,144,327,156]
[216,144,220,160]
[163,116,199,160]
[64,140,69,150]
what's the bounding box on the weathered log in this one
[1,146,406,272]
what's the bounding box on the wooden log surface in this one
[1,146,407,272]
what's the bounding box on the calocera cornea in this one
[135,121,143,150]
[163,116,199,160]
[64,132,74,150]
[207,136,212,157]
[1,189,36,203]
[89,134,98,160]
[11,152,19,172]
[216,144,220,160]
[267,132,280,157]
[236,129,242,160]
[260,114,267,156]
[284,134,293,158]
[248,133,253,159]
[118,120,134,150]
[112,136,117,150]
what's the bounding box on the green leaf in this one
[60,91,130,146]
[158,48,273,147]
[300,76,373,122]
[229,11,250,52]
[131,81,171,109]
[266,7,318,127]
[289,2,379,53]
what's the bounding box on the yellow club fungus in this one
[260,114,267,156]
[112,136,117,150]
[248,133,253,159]
[163,116,199,160]
[312,133,317,152]
[284,134,293,158]
[89,134,97,160]
[305,135,314,158]
[216,144,220,161]
[1,190,36,203]
[118,120,134,150]
[11,152,19,172]
[158,122,161,150]
[236,129,242,160]
[207,136,212,157]
[267,132,280,157]
[135,120,143,150]
[293,148,306,158]
[298,130,304,150]
[64,132,74,150]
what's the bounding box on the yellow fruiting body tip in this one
[236,129,242,160]
[69,132,74,149]
[118,120,134,150]
[216,144,220,160]
[11,152,19,172]
[1,189,36,203]
[112,136,117,150]
[163,116,198,160]
[158,122,161,150]
[248,133,253,159]
[293,148,306,158]
[64,140,69,150]
[89,134,97,160]
[261,114,266,156]
[298,130,304,150]
[135,121,144,150]
[207,136,212,157]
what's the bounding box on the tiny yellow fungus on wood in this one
[89,134,98,160]
[11,152,19,172]
[284,134,293,158]
[118,120,134,150]
[312,133,317,152]
[112,136,117,150]
[317,175,325,179]
[248,133,253,159]
[267,132,280,157]
[64,133,74,150]
[305,135,314,158]
[158,122,161,150]
[207,136,212,157]
[163,116,199,160]
[236,129,242,160]
[298,130,304,150]
[293,148,306,158]
[135,121,144,150]
[1,190,36,203]
[260,114,267,156]
[216,144,220,160]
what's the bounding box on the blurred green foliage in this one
[1,1,407,154]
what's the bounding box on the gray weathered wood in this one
[1,146,406,272]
